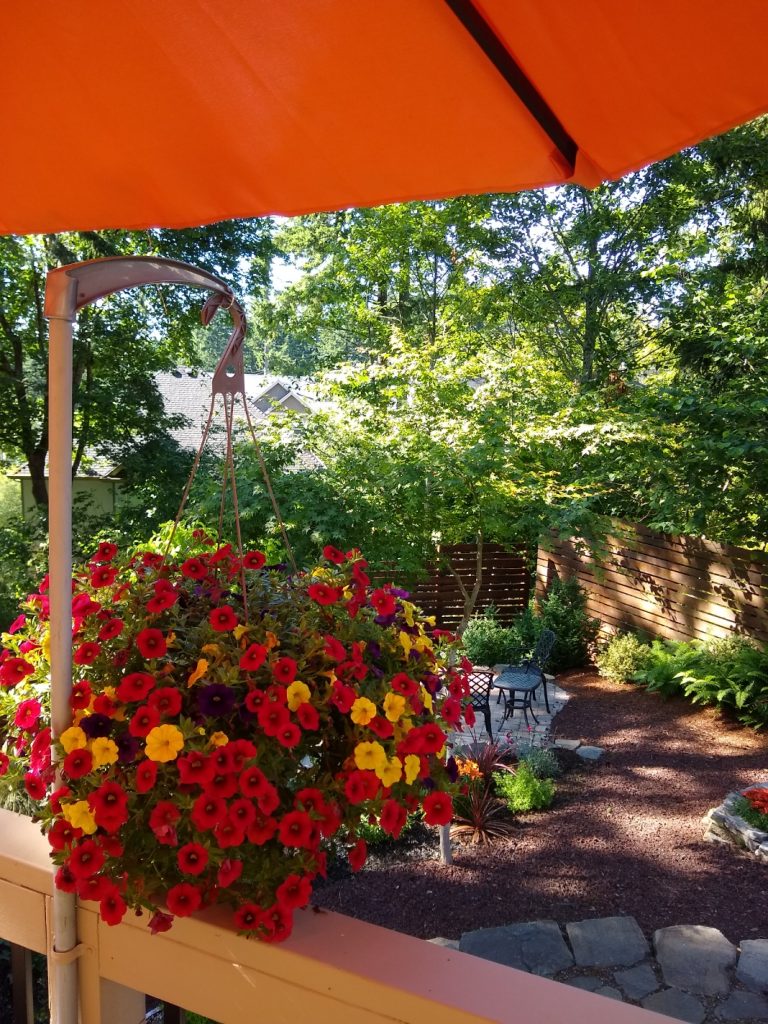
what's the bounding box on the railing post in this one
[10,943,33,1024]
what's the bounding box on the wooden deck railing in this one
[0,807,673,1024]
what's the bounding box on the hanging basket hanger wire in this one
[164,293,299,621]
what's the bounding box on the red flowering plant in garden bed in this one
[0,528,471,942]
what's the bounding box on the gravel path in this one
[313,670,768,944]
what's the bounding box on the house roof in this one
[155,369,315,453]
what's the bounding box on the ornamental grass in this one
[0,528,471,942]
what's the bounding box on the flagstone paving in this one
[451,673,571,751]
[431,916,768,1023]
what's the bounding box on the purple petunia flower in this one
[117,733,140,763]
[80,714,112,739]
[197,683,236,718]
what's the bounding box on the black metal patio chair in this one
[494,629,557,728]
[467,669,495,740]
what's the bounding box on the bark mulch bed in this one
[312,670,768,944]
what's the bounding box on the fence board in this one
[538,522,768,646]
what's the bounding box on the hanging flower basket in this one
[0,528,472,941]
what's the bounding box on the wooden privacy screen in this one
[537,522,768,646]
[375,543,530,629]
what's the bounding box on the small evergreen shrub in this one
[517,745,561,779]
[595,633,652,683]
[536,577,600,671]
[494,763,555,812]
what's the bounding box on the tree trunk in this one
[447,530,484,634]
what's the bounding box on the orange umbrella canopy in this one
[3,1,768,234]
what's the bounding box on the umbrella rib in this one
[442,0,577,173]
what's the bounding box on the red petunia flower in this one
[229,797,257,830]
[191,794,227,831]
[215,815,246,849]
[234,903,263,931]
[77,874,113,902]
[0,752,9,777]
[92,693,119,717]
[148,686,182,718]
[128,704,161,738]
[73,642,102,666]
[0,656,35,688]
[277,810,315,849]
[100,890,127,926]
[48,818,83,852]
[181,557,208,580]
[391,672,418,697]
[276,873,312,910]
[117,671,156,703]
[256,784,280,817]
[149,801,181,845]
[14,698,41,731]
[88,780,129,833]
[24,772,46,801]
[148,911,174,934]
[271,657,297,684]
[90,565,118,589]
[93,542,118,563]
[146,589,178,613]
[135,629,167,660]
[379,800,408,839]
[63,747,93,780]
[239,643,268,672]
[97,618,124,642]
[329,681,355,714]
[244,688,266,713]
[414,722,446,754]
[204,772,239,800]
[166,883,202,918]
[422,792,453,827]
[177,842,209,876]
[72,593,101,618]
[209,605,239,632]
[296,703,320,731]
[67,839,105,880]
[322,545,346,564]
[307,582,339,606]
[323,634,346,661]
[464,704,476,728]
[440,697,463,727]
[260,904,293,943]
[276,722,301,749]
[348,838,368,872]
[370,588,397,617]
[242,550,266,570]
[177,751,214,787]
[344,770,379,804]
[217,858,243,888]
[69,680,92,710]
[135,759,158,793]
[246,815,278,846]
[227,739,257,771]
[257,702,290,737]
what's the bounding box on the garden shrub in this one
[595,632,652,683]
[536,577,600,671]
[679,638,768,729]
[732,795,768,833]
[462,608,517,667]
[517,745,561,779]
[494,763,555,812]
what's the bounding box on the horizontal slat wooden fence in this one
[373,543,530,629]
[537,522,768,645]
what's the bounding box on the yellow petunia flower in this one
[61,800,97,835]
[404,754,421,785]
[375,756,403,787]
[383,692,406,723]
[286,681,311,711]
[402,601,416,627]
[42,630,51,664]
[90,737,119,768]
[399,631,412,656]
[145,724,184,763]
[393,717,413,742]
[233,624,249,642]
[420,686,434,712]
[209,731,229,747]
[354,741,386,772]
[350,696,377,725]
[187,657,209,688]
[59,726,87,754]
[265,631,280,650]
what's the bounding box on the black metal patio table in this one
[494,667,543,728]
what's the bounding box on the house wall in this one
[20,478,120,520]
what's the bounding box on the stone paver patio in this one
[451,672,570,751]
[431,917,768,1023]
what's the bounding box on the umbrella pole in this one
[47,302,78,1024]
